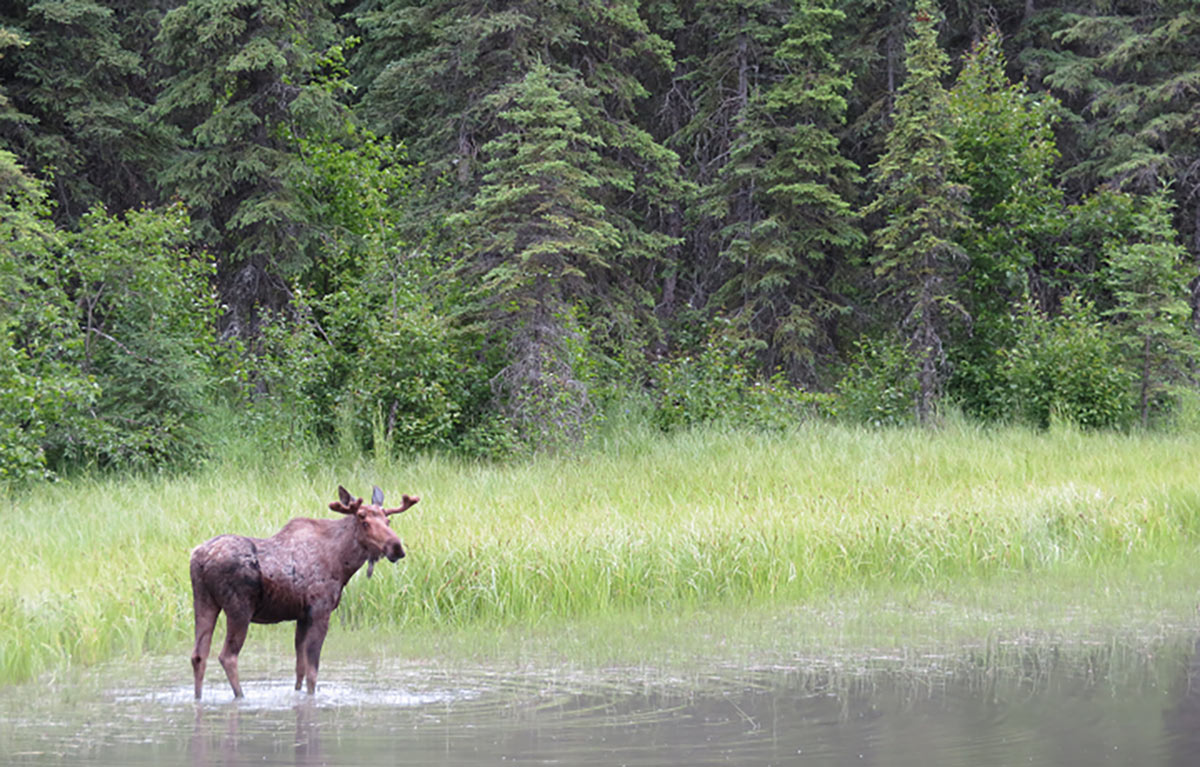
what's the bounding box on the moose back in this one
[189,485,419,699]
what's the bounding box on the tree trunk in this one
[1140,334,1151,428]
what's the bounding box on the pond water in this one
[3,629,1200,766]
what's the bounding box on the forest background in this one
[4,0,1200,483]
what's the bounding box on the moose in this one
[189,485,419,699]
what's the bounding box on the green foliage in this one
[948,30,1063,311]
[834,335,920,427]
[999,296,1133,430]
[651,339,831,432]
[1101,185,1198,425]
[0,0,168,218]
[944,31,1068,420]
[456,63,621,308]
[1042,3,1200,194]
[329,296,506,458]
[0,152,95,484]
[0,152,223,480]
[50,203,224,469]
[652,345,830,434]
[7,0,1200,490]
[451,63,621,450]
[358,0,682,359]
[245,127,508,459]
[152,0,347,328]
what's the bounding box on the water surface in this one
[3,629,1200,766]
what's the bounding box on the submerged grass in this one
[3,420,1200,686]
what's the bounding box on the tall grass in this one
[3,420,1200,685]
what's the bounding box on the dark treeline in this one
[3,0,1199,481]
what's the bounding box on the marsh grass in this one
[3,421,1200,686]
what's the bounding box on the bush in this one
[45,204,225,470]
[998,296,1134,430]
[244,275,510,460]
[339,305,490,454]
[651,342,830,431]
[834,336,920,427]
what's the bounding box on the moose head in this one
[329,485,420,577]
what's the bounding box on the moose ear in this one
[385,494,420,516]
[372,486,384,506]
[330,485,361,513]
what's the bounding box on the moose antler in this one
[385,494,420,516]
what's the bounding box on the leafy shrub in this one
[0,153,97,485]
[651,342,830,431]
[0,335,94,484]
[834,336,920,427]
[339,305,486,453]
[998,296,1133,430]
[233,125,515,460]
[246,274,509,460]
[46,204,225,470]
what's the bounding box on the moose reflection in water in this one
[188,485,419,699]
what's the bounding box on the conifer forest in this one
[4,0,1200,481]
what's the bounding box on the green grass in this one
[3,420,1200,686]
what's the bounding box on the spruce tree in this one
[152,0,346,335]
[451,63,620,448]
[656,0,793,342]
[709,0,864,382]
[1102,186,1198,427]
[863,0,970,424]
[0,0,169,218]
[356,0,682,351]
[1037,2,1200,269]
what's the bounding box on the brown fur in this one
[189,485,418,699]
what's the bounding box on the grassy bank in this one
[3,421,1200,686]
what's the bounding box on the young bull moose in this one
[189,485,419,699]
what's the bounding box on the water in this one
[3,630,1200,766]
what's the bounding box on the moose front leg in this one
[294,616,312,691]
[300,614,330,694]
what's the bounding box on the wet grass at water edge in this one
[2,421,1200,686]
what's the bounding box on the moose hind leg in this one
[217,611,251,699]
[190,589,220,700]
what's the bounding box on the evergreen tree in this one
[152,0,347,335]
[709,0,864,382]
[451,63,620,448]
[863,0,970,424]
[356,0,683,352]
[659,0,794,329]
[836,0,913,155]
[0,28,28,143]
[0,0,169,218]
[1037,2,1200,267]
[1102,186,1198,427]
